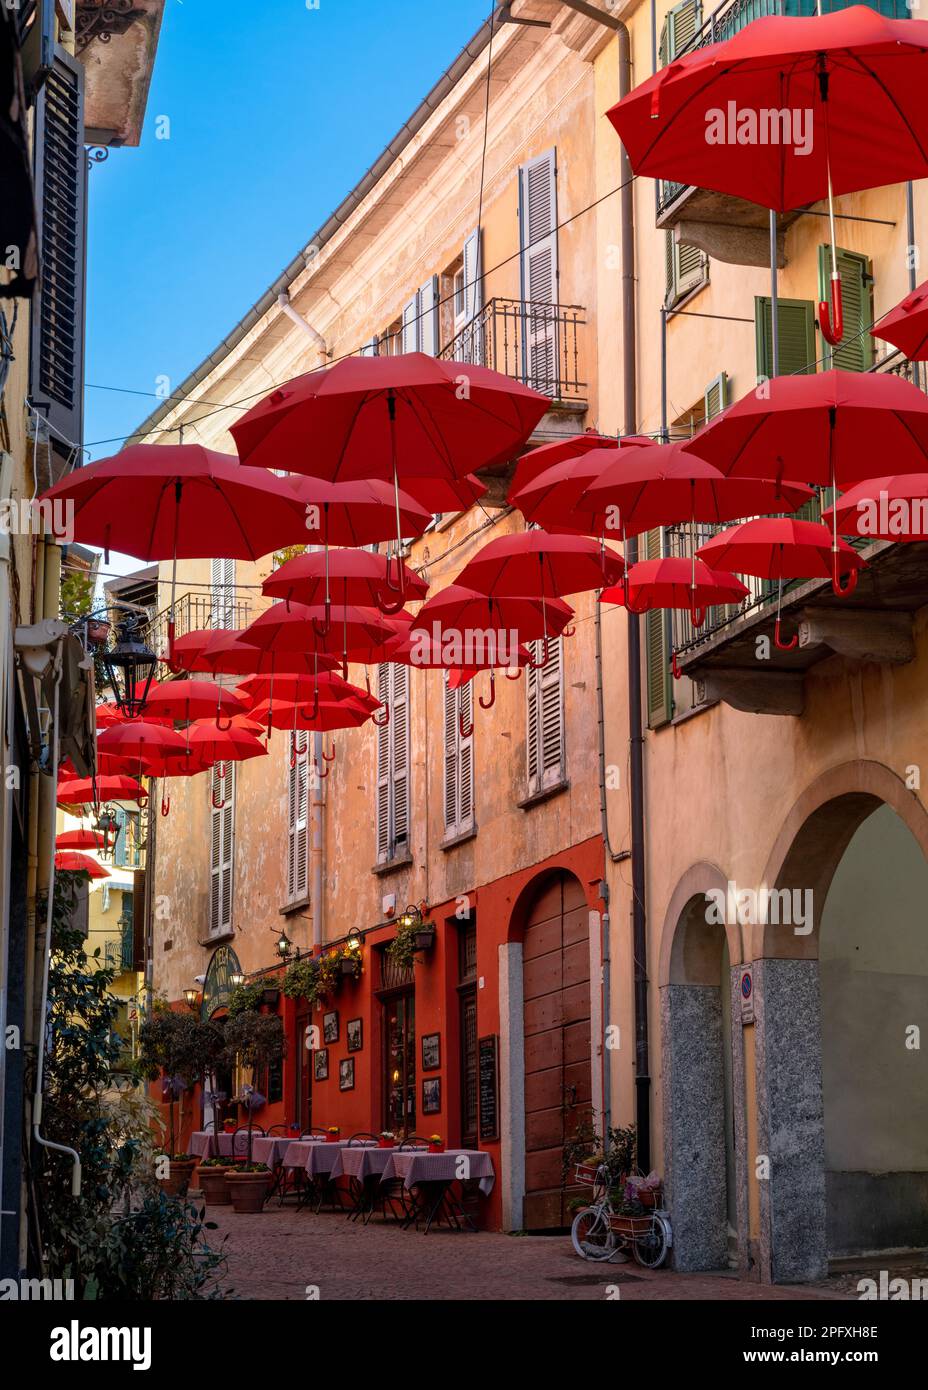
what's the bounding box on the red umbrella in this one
[56,829,106,851]
[697,517,866,647]
[262,548,428,621]
[288,476,432,545]
[57,775,147,808]
[172,630,214,669]
[230,353,550,598]
[401,474,487,514]
[144,679,249,727]
[178,629,339,678]
[247,696,371,734]
[606,8,928,345]
[54,851,110,880]
[871,282,928,361]
[415,584,574,647]
[510,432,648,498]
[446,646,531,687]
[455,532,624,632]
[602,558,748,620]
[684,369,928,592]
[239,602,403,676]
[822,474,928,541]
[94,696,173,728]
[184,721,268,764]
[98,722,189,758]
[236,672,381,715]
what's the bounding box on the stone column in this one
[499,941,524,1233]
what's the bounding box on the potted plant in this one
[227,980,263,1017]
[136,1011,224,1196]
[339,943,362,978]
[198,1155,234,1206]
[428,1134,444,1153]
[378,1131,395,1149]
[221,1012,286,1214]
[261,987,280,1008]
[385,918,436,972]
[325,1126,340,1144]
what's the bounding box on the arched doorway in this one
[521,871,592,1230]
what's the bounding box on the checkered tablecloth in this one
[252,1135,300,1167]
[189,1130,236,1159]
[381,1149,495,1195]
[281,1139,326,1169]
[329,1145,394,1182]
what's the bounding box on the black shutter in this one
[31,45,85,461]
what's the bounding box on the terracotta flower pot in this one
[325,1132,340,1143]
[226,1171,269,1214]
[378,1139,395,1149]
[429,1143,444,1154]
[160,1158,197,1197]
[199,1166,233,1205]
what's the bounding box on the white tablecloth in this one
[381,1149,495,1195]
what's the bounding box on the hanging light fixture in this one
[183,987,199,1011]
[276,929,293,960]
[229,970,245,988]
[346,928,362,952]
[93,806,119,859]
[101,614,158,719]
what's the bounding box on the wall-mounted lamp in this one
[183,987,199,1011]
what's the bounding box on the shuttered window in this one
[376,662,411,864]
[519,149,559,395]
[360,337,378,357]
[209,763,235,937]
[665,230,708,307]
[286,734,310,905]
[211,558,235,629]
[462,227,482,325]
[401,277,441,356]
[526,636,565,795]
[817,246,874,372]
[659,0,702,65]
[30,45,86,458]
[755,296,817,379]
[644,528,672,728]
[443,678,474,838]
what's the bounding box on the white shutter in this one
[419,276,440,355]
[360,336,378,357]
[211,558,235,629]
[210,763,235,935]
[519,149,558,394]
[526,637,564,795]
[401,294,418,354]
[443,677,458,833]
[287,734,310,903]
[462,228,482,324]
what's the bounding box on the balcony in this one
[439,297,587,408]
[672,351,927,716]
[656,0,912,267]
[143,589,255,668]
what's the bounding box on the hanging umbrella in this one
[288,476,432,545]
[606,8,928,347]
[446,646,531,687]
[400,474,487,514]
[179,630,340,677]
[697,517,866,648]
[57,775,147,808]
[247,696,371,734]
[510,432,644,499]
[239,601,404,679]
[236,672,381,715]
[415,584,574,647]
[683,369,928,592]
[184,722,269,764]
[822,474,928,541]
[456,532,624,601]
[230,353,550,599]
[262,547,428,622]
[56,829,106,851]
[870,281,928,360]
[54,851,110,880]
[172,630,215,669]
[143,680,249,728]
[94,695,173,728]
[98,722,190,758]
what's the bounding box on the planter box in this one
[339,958,359,977]
[413,930,436,951]
[609,1214,653,1237]
[261,988,280,1008]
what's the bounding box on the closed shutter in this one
[755,297,817,379]
[401,295,418,354]
[665,231,707,307]
[462,228,482,323]
[666,0,701,58]
[209,764,235,936]
[419,276,440,355]
[526,636,564,795]
[31,45,86,459]
[360,336,378,357]
[287,734,310,903]
[519,149,558,395]
[443,678,458,833]
[703,371,728,422]
[211,558,235,629]
[645,528,672,728]
[443,679,474,836]
[376,662,410,862]
[817,246,873,372]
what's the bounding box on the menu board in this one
[478,1034,499,1142]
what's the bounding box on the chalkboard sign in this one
[478,1034,499,1142]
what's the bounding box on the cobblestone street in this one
[208,1207,856,1301]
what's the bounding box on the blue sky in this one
[84,0,491,464]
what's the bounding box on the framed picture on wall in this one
[339,1058,355,1092]
[323,1010,339,1044]
[421,1032,440,1071]
[422,1076,441,1115]
[347,1018,363,1052]
[314,1049,329,1082]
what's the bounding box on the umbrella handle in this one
[689,603,706,629]
[296,689,320,724]
[321,741,336,764]
[528,640,550,669]
[211,788,226,810]
[671,650,683,681]
[371,703,390,728]
[504,666,523,682]
[161,794,170,817]
[478,670,496,711]
[291,735,307,765]
[459,704,475,739]
[215,713,233,732]
[819,273,843,348]
[774,617,798,651]
[562,624,576,638]
[312,602,332,640]
[382,550,407,597]
[831,556,859,598]
[313,759,330,781]
[625,594,651,616]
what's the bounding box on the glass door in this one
[295,1011,312,1132]
[383,991,416,1136]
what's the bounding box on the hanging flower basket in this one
[413,926,436,952]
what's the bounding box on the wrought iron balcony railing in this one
[438,298,587,405]
[143,590,255,666]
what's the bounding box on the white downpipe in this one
[277,294,327,358]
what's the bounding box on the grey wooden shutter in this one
[519,149,558,395]
[30,45,86,458]
[401,294,418,354]
[665,231,707,307]
[666,0,701,59]
[210,763,235,935]
[443,679,474,836]
[376,662,391,862]
[360,336,379,357]
[526,636,564,795]
[817,246,873,372]
[391,662,410,856]
[703,372,728,421]
[419,276,440,355]
[461,228,483,364]
[287,734,309,903]
[755,297,816,379]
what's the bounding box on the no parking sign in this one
[739,966,754,1024]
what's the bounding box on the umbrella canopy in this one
[415,583,574,646]
[236,672,381,714]
[97,722,189,758]
[510,432,623,498]
[54,852,110,880]
[184,722,269,764]
[177,629,339,677]
[697,517,866,584]
[56,829,106,851]
[400,474,487,514]
[231,353,550,483]
[288,476,432,545]
[143,680,249,724]
[262,548,428,610]
[606,8,928,212]
[822,474,928,541]
[172,630,215,668]
[57,775,146,807]
[870,281,928,360]
[239,602,401,658]
[601,557,749,617]
[37,443,312,561]
[247,697,372,733]
[456,531,625,599]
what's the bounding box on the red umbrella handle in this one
[504,667,523,682]
[671,650,683,681]
[625,595,651,616]
[211,788,227,810]
[372,703,390,728]
[296,688,320,724]
[377,551,408,613]
[459,703,475,739]
[689,602,706,628]
[290,735,307,766]
[161,794,170,817]
[832,555,859,598]
[478,671,496,711]
[313,759,330,781]
[774,616,798,651]
[819,273,843,348]
[562,624,576,638]
[528,639,550,670]
[322,741,336,764]
[312,598,332,640]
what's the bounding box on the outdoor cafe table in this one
[329,1143,394,1222]
[251,1135,299,1168]
[189,1130,236,1160]
[380,1149,496,1234]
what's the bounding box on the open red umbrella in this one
[143,680,249,727]
[607,8,928,345]
[601,557,748,678]
[871,281,928,361]
[684,369,928,592]
[97,722,189,758]
[184,721,268,764]
[288,476,432,545]
[456,532,624,604]
[697,517,866,647]
[54,851,110,880]
[822,474,928,541]
[231,353,549,599]
[56,828,106,851]
[400,474,487,514]
[239,601,404,677]
[247,696,371,735]
[262,548,428,621]
[172,630,214,669]
[415,584,574,647]
[236,672,381,715]
[178,629,339,678]
[509,432,655,499]
[57,775,147,808]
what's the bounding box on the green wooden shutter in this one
[755,297,817,379]
[665,231,707,307]
[665,0,702,61]
[704,371,728,421]
[645,528,672,728]
[817,246,873,372]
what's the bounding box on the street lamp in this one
[101,615,158,719]
[346,928,362,952]
[183,987,199,1011]
[94,806,119,859]
[229,971,245,988]
[276,929,293,960]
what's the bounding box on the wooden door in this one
[295,1011,312,1132]
[522,872,592,1229]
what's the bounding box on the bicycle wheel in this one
[633,1213,670,1268]
[571,1206,618,1262]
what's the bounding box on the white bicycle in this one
[570,1163,672,1267]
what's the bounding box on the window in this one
[658,0,702,65]
[452,265,466,323]
[210,557,235,629]
[401,276,440,355]
[375,662,410,864]
[383,991,415,1136]
[209,763,235,937]
[519,150,559,394]
[526,636,565,796]
[665,230,708,308]
[755,296,817,380]
[443,678,474,840]
[286,733,310,905]
[818,246,874,372]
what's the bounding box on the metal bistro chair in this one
[398,1136,472,1235]
[380,1135,431,1227]
[298,1127,333,1211]
[264,1124,293,1199]
[278,1128,326,1207]
[344,1133,381,1224]
[231,1123,266,1160]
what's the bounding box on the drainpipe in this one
[277,293,327,359]
[310,733,325,950]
